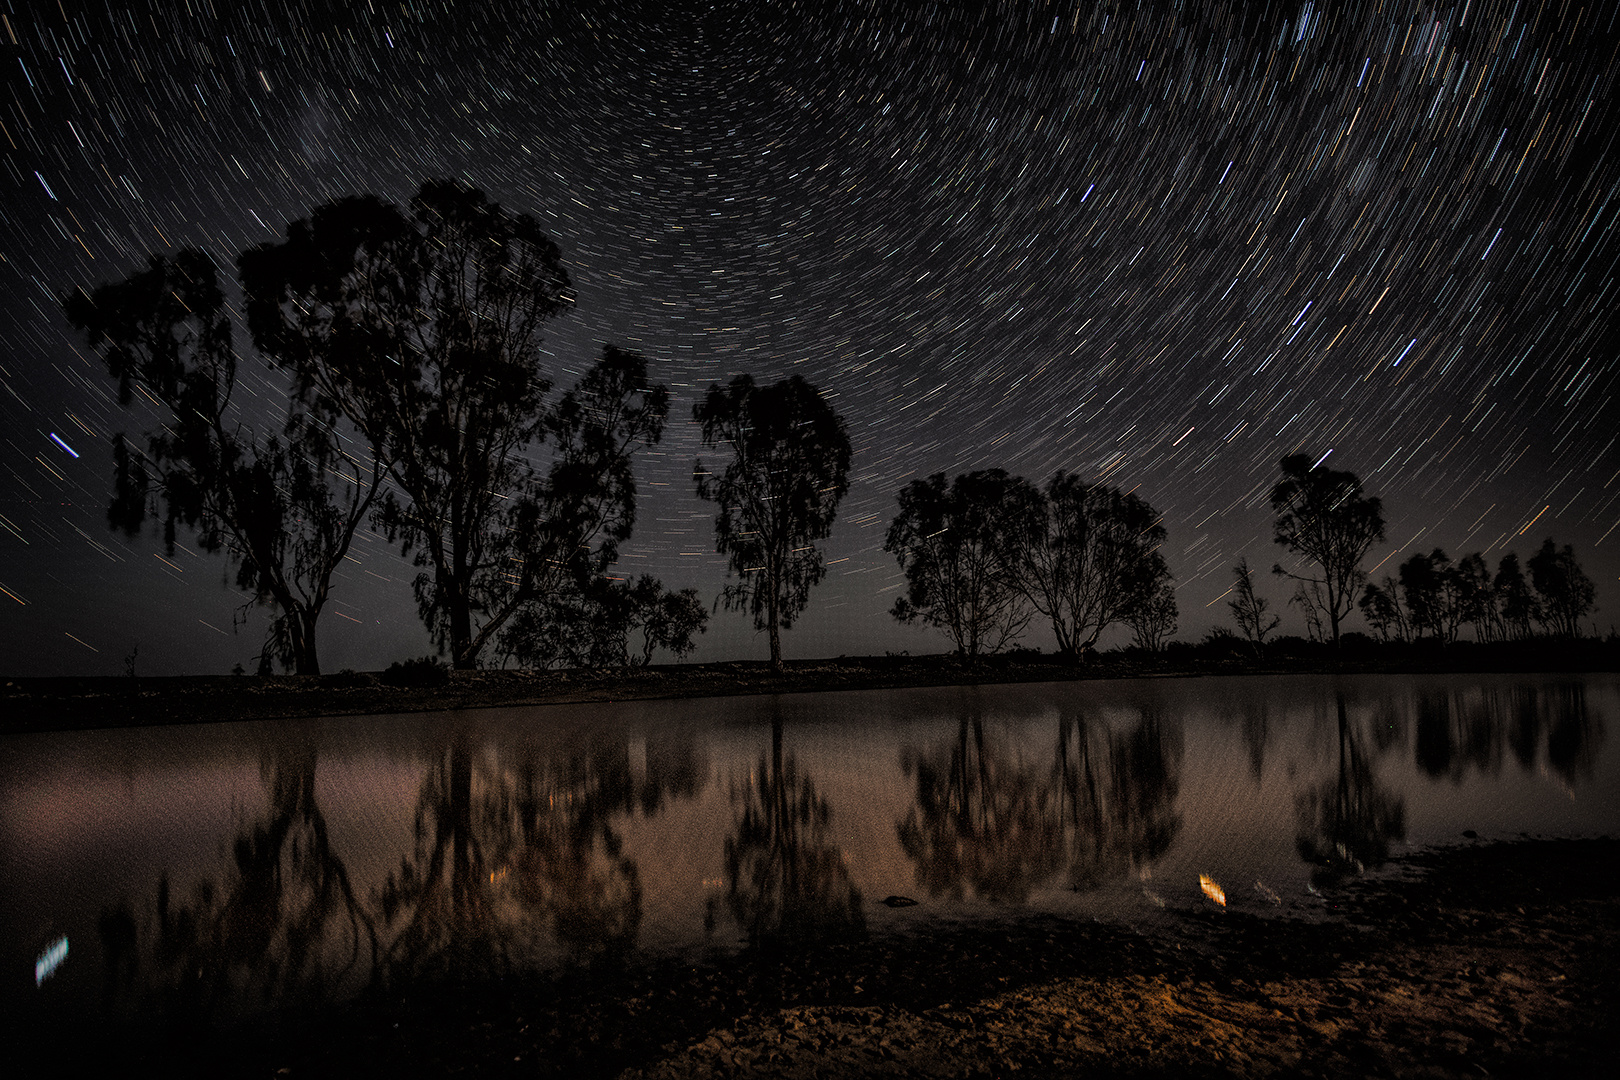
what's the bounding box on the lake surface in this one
[2,673,1615,1027]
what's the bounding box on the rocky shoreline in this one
[67,836,1618,1079]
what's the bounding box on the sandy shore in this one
[57,836,1615,1079]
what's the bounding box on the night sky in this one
[2,0,1616,677]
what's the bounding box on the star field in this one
[2,0,1617,674]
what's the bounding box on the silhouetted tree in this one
[1129,578,1178,652]
[1290,580,1328,643]
[627,577,709,665]
[1453,553,1499,641]
[1009,472,1169,661]
[1400,548,1464,643]
[885,470,1041,658]
[1228,557,1280,648]
[1494,552,1539,640]
[500,582,635,670]
[1528,538,1596,638]
[240,181,668,668]
[1358,576,1411,643]
[693,374,851,672]
[1270,454,1385,648]
[64,249,383,675]
[500,574,707,669]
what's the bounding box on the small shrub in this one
[380,656,451,688]
[322,668,377,689]
[1338,631,1377,655]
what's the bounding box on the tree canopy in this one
[63,247,383,675]
[1399,548,1465,643]
[1128,576,1178,653]
[1009,473,1169,660]
[1270,454,1385,648]
[1528,538,1596,638]
[500,574,707,670]
[884,470,1041,658]
[693,374,851,671]
[240,180,668,668]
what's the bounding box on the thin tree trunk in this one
[449,739,476,916]
[293,607,321,676]
[767,570,783,673]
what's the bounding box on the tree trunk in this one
[448,581,476,669]
[767,574,783,673]
[449,738,476,915]
[292,607,321,676]
[449,506,476,669]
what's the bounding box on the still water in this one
[2,673,1614,1025]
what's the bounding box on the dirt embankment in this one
[7,640,1617,732]
[95,837,1617,1079]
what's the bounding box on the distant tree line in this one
[880,451,1601,663]
[883,470,1175,660]
[1242,452,1597,648]
[1357,539,1594,644]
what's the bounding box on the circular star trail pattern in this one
[1,0,1616,674]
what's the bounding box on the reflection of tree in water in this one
[99,733,374,1020]
[1238,699,1270,782]
[724,707,864,946]
[375,734,498,980]
[1417,682,1604,786]
[1542,683,1604,783]
[897,701,1064,903]
[494,737,645,962]
[1053,707,1183,892]
[379,729,707,979]
[101,727,708,1013]
[1414,690,1503,780]
[1295,692,1406,888]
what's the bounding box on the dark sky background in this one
[1,0,1616,677]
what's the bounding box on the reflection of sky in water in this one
[1,673,1614,1021]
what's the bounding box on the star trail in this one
[1,0,1616,675]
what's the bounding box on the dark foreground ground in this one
[6,637,1618,732]
[48,837,1620,1079]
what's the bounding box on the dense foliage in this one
[64,249,384,675]
[239,181,670,668]
[694,375,851,671]
[886,469,1172,660]
[885,470,1041,658]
